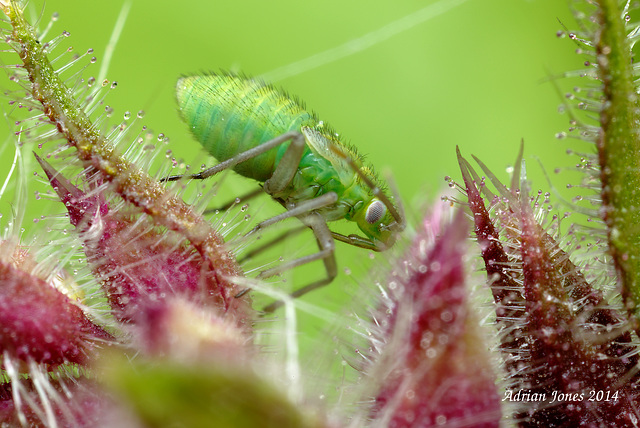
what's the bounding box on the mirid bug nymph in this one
[165,73,404,311]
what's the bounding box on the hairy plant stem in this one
[2,1,246,313]
[595,0,640,321]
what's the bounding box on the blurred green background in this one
[0,0,585,391]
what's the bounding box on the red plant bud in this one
[370,208,500,427]
[35,154,252,328]
[0,248,110,368]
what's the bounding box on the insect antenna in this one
[237,224,307,264]
[385,172,405,229]
[203,187,263,214]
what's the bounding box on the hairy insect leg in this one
[234,192,339,303]
[262,130,306,195]
[262,212,337,313]
[201,124,307,214]
[244,192,338,237]
[161,131,304,182]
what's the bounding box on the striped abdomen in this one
[176,74,314,182]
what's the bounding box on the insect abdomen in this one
[176,74,313,182]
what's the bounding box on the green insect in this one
[165,73,405,311]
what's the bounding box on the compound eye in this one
[365,200,386,224]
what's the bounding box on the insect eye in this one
[365,200,386,224]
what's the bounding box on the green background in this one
[0,0,586,391]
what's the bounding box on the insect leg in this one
[235,193,338,307]
[330,231,380,251]
[244,192,338,237]
[262,212,337,313]
[262,130,306,195]
[161,131,304,182]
